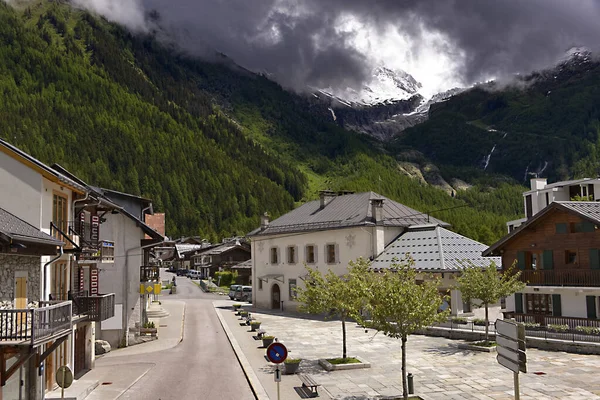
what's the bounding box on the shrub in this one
[262,335,275,340]
[575,326,600,335]
[473,318,487,326]
[214,271,238,287]
[451,317,468,324]
[548,324,569,332]
[284,358,302,364]
[523,322,541,329]
[143,321,155,329]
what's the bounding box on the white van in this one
[188,270,201,280]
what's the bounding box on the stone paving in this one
[218,302,600,400]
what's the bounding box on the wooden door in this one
[15,276,26,309]
[271,284,280,310]
[74,325,87,375]
[45,341,54,390]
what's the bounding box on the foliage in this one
[214,271,238,287]
[326,357,360,365]
[296,258,371,359]
[451,317,468,324]
[575,326,600,335]
[359,257,449,400]
[284,358,302,364]
[471,340,497,347]
[455,261,525,342]
[548,324,570,332]
[473,318,487,326]
[143,321,155,329]
[523,322,541,329]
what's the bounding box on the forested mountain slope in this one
[0,1,524,243]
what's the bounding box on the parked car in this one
[229,284,242,300]
[188,270,201,279]
[234,286,252,302]
[176,269,188,276]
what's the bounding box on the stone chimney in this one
[370,198,384,225]
[319,190,336,209]
[260,212,270,230]
[530,178,547,191]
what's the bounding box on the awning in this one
[257,274,284,283]
[298,273,310,281]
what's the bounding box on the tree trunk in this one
[485,303,489,343]
[401,334,408,400]
[342,315,347,360]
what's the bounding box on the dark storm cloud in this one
[73,0,600,92]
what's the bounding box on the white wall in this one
[252,225,402,310]
[508,287,600,318]
[0,151,43,227]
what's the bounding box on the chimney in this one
[370,198,384,225]
[260,212,270,230]
[530,178,547,191]
[319,190,336,209]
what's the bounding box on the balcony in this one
[517,269,600,287]
[50,220,100,253]
[0,301,72,346]
[51,292,115,322]
[140,265,160,282]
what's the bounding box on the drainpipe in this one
[141,204,152,223]
[72,192,91,221]
[43,246,64,301]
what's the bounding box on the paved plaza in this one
[216,301,600,400]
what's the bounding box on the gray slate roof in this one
[372,225,500,272]
[0,208,63,246]
[249,192,448,236]
[232,259,252,269]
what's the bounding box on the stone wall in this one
[0,254,41,302]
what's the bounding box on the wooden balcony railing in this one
[0,301,72,346]
[504,312,600,329]
[79,294,115,322]
[140,265,160,282]
[517,269,600,287]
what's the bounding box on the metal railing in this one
[504,312,600,329]
[140,265,160,282]
[50,220,100,251]
[519,269,600,287]
[79,294,115,322]
[0,301,72,346]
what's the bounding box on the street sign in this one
[495,319,525,342]
[266,342,288,364]
[497,345,526,366]
[274,366,281,382]
[497,353,526,374]
[497,335,526,352]
[56,366,73,389]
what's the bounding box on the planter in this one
[250,322,261,331]
[284,359,301,375]
[139,327,158,337]
[262,337,275,347]
[318,356,371,371]
[232,304,242,311]
[457,342,497,353]
[239,311,249,318]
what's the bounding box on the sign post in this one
[495,319,527,400]
[55,365,73,399]
[266,342,287,400]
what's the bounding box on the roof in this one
[189,240,250,257]
[0,139,86,194]
[372,225,500,272]
[175,244,204,258]
[0,208,63,247]
[232,259,252,269]
[483,201,600,256]
[249,192,448,236]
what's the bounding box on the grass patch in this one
[326,357,361,365]
[471,341,497,347]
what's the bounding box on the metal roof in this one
[0,208,63,247]
[232,259,252,269]
[175,244,204,258]
[484,201,600,256]
[249,192,448,236]
[372,225,500,272]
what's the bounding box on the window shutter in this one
[304,245,308,263]
[314,245,318,264]
[583,221,596,232]
[586,296,597,319]
[590,249,600,270]
[552,294,562,317]
[517,251,526,270]
[294,246,298,263]
[555,223,567,234]
[514,293,523,314]
[335,244,340,264]
[542,250,553,270]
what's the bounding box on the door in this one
[74,325,87,375]
[15,274,27,333]
[271,284,280,310]
[45,341,54,391]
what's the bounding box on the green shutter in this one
[583,221,596,232]
[552,294,562,317]
[514,293,523,314]
[555,223,568,234]
[586,296,597,319]
[590,249,600,270]
[517,251,526,270]
[542,250,554,270]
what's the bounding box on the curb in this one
[180,303,186,342]
[214,304,269,400]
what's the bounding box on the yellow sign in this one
[140,283,162,294]
[154,284,161,294]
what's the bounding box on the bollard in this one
[407,373,414,394]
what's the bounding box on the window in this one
[52,193,68,239]
[305,245,316,264]
[287,246,297,264]
[586,296,597,319]
[326,244,337,264]
[101,241,115,263]
[545,192,550,206]
[289,279,297,300]
[258,279,263,290]
[555,223,568,234]
[463,299,471,313]
[525,293,552,315]
[270,247,279,264]
[531,253,537,270]
[572,221,595,233]
[525,195,533,218]
[565,250,577,264]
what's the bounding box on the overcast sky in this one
[69,0,600,97]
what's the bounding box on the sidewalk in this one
[46,300,185,400]
[214,300,600,400]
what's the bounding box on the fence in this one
[0,301,72,345]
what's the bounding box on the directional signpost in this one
[266,342,288,400]
[495,319,527,400]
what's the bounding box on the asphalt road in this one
[103,272,255,400]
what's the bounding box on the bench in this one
[299,374,320,397]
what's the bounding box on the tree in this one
[455,261,525,343]
[361,257,449,400]
[295,258,370,360]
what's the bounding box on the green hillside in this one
[0,1,524,243]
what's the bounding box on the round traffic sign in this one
[266,342,288,364]
[56,365,73,389]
